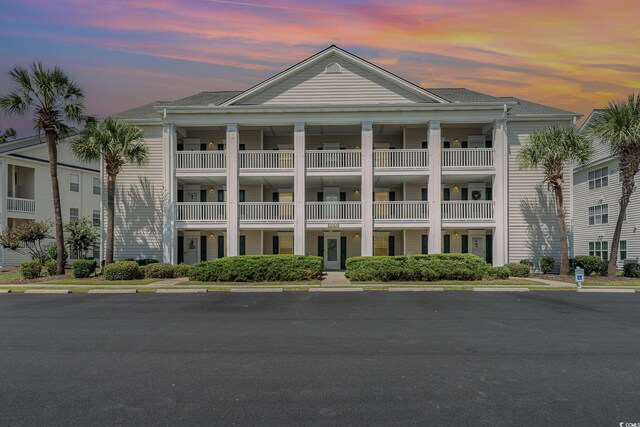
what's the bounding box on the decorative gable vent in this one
[325,62,343,74]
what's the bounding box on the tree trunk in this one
[553,184,569,275]
[105,173,117,264]
[45,130,65,275]
[608,177,634,276]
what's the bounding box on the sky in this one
[1,0,639,136]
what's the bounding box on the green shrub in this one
[519,259,533,266]
[505,263,529,277]
[539,256,555,274]
[18,260,42,279]
[189,255,323,282]
[624,263,640,278]
[136,258,159,266]
[573,256,607,276]
[489,266,510,280]
[121,258,135,262]
[46,242,68,262]
[104,261,140,280]
[142,262,175,279]
[173,264,192,277]
[345,254,491,282]
[72,259,97,278]
[44,259,58,276]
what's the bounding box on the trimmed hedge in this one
[142,262,175,279]
[44,259,58,276]
[19,260,41,279]
[540,256,555,274]
[72,259,97,278]
[104,261,141,280]
[189,255,323,282]
[573,256,607,276]
[624,263,640,278]
[136,258,159,266]
[505,263,530,277]
[489,266,510,280]
[345,254,492,282]
[173,264,192,278]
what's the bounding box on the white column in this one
[492,119,508,265]
[427,121,442,254]
[293,122,306,255]
[361,121,374,256]
[226,123,239,257]
[0,159,6,267]
[162,123,177,264]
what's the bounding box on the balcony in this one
[306,150,361,172]
[176,151,226,172]
[373,201,429,222]
[7,197,36,214]
[374,149,429,171]
[306,202,361,224]
[239,202,294,223]
[239,150,294,172]
[441,201,495,223]
[176,202,226,223]
[442,148,494,169]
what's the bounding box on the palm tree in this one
[519,124,592,275]
[0,63,86,274]
[585,94,640,277]
[71,117,147,264]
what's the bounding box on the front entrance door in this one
[184,189,200,203]
[471,237,485,260]
[184,232,200,265]
[324,232,340,270]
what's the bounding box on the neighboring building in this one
[572,110,639,267]
[111,45,579,268]
[0,134,101,267]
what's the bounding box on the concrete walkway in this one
[322,271,351,286]
[517,277,576,287]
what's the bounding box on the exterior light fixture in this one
[453,186,459,192]
[454,232,459,238]
[209,233,216,240]
[454,138,459,145]
[353,189,360,197]
[354,233,360,241]
[208,140,215,148]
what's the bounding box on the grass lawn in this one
[179,280,323,287]
[0,273,21,282]
[41,278,157,286]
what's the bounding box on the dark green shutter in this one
[421,188,428,201]
[217,190,224,202]
[421,141,428,149]
[200,190,207,202]
[421,235,429,254]
[486,235,493,264]
[389,191,396,202]
[317,192,323,201]
[318,236,324,257]
[239,190,245,202]
[461,141,468,148]
[177,236,184,264]
[200,236,207,261]
[272,236,279,254]
[217,236,224,258]
[200,143,206,151]
[443,235,451,253]
[239,144,245,151]
[340,236,347,269]
[239,235,246,255]
[339,192,346,201]
[461,188,468,200]
[178,190,184,202]
[272,193,279,202]
[461,235,469,253]
[486,140,493,148]
[443,188,451,201]
[217,144,224,151]
[177,143,184,151]
[486,188,493,201]
[443,141,451,149]
[388,236,395,256]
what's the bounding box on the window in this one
[589,241,609,260]
[374,235,388,256]
[70,174,80,192]
[588,204,608,225]
[70,208,79,220]
[279,235,294,255]
[620,241,627,260]
[92,245,100,260]
[92,210,100,227]
[588,167,608,190]
[93,177,100,195]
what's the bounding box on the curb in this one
[24,289,71,294]
[157,288,208,293]
[578,288,636,293]
[473,287,529,292]
[309,287,363,292]
[230,287,283,293]
[388,287,443,292]
[88,289,138,294]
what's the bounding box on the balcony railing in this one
[374,149,429,170]
[373,201,429,222]
[239,150,294,170]
[176,151,225,171]
[7,197,36,214]
[306,202,361,222]
[442,148,494,169]
[441,201,495,222]
[306,150,361,170]
[239,202,294,222]
[176,202,226,222]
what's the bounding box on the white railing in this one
[239,202,294,222]
[176,151,226,171]
[176,202,226,222]
[239,150,294,170]
[441,201,495,222]
[7,197,36,214]
[306,202,361,222]
[306,150,361,170]
[442,148,494,168]
[374,149,429,169]
[373,201,429,222]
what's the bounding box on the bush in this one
[189,255,323,282]
[72,259,97,278]
[18,260,42,279]
[539,256,555,274]
[573,256,607,276]
[104,261,141,280]
[624,263,640,278]
[136,258,159,266]
[173,264,192,278]
[142,262,175,279]
[345,254,491,282]
[46,242,68,263]
[44,259,58,276]
[489,266,510,280]
[504,263,530,277]
[519,259,533,266]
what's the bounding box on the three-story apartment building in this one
[111,45,579,268]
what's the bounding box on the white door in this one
[471,237,484,260]
[184,232,200,265]
[185,189,200,203]
[324,233,340,270]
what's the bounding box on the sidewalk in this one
[322,271,351,286]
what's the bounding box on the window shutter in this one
[200,190,207,202]
[421,188,428,201]
[200,143,206,151]
[318,236,324,257]
[486,235,493,264]
[177,236,184,264]
[217,190,224,202]
[272,236,279,254]
[486,188,493,201]
[340,236,347,269]
[239,235,246,255]
[217,236,224,258]
[486,140,493,148]
[340,192,346,202]
[421,141,428,149]
[443,141,451,149]
[461,235,468,253]
[239,190,245,203]
[239,144,245,151]
[388,236,395,256]
[217,144,224,151]
[461,188,468,201]
[177,143,184,151]
[178,190,184,202]
[272,192,279,202]
[461,141,468,149]
[443,235,451,253]
[421,235,428,254]
[443,188,451,201]
[389,191,396,202]
[317,192,323,202]
[200,236,207,262]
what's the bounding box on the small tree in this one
[586,94,640,276]
[64,218,99,259]
[0,220,52,263]
[0,127,16,143]
[519,124,592,275]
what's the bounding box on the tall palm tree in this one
[71,117,147,264]
[585,94,640,277]
[0,63,86,274]
[519,124,592,275]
